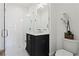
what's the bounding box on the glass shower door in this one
[0,3,5,56]
[5,3,29,56]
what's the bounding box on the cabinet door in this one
[35,35,49,56]
[26,34,32,49]
[26,34,32,55]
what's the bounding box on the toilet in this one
[55,39,79,56]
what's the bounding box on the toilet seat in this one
[55,49,73,56]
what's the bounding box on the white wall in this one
[49,4,57,55]
[51,3,79,52]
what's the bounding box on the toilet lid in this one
[55,49,73,56]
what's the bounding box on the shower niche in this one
[25,3,49,56]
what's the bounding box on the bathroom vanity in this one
[25,33,49,56]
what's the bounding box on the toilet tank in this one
[63,39,79,55]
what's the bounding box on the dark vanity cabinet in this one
[25,33,49,56]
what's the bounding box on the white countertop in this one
[64,38,79,42]
[27,32,49,36]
